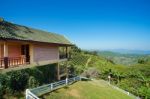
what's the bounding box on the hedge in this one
[0,63,57,97]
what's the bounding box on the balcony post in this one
[29,44,33,64]
[66,62,69,78]
[4,42,8,68]
[4,57,8,68]
[57,63,60,80]
[66,46,68,58]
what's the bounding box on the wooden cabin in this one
[0,19,73,80]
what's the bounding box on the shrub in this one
[0,63,57,97]
[28,76,39,88]
[138,86,150,99]
[36,64,57,83]
[0,74,8,98]
[6,70,29,93]
[29,68,44,85]
[81,67,100,78]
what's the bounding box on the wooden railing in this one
[8,57,26,67]
[0,58,4,69]
[0,57,27,69]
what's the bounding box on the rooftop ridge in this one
[0,20,72,45]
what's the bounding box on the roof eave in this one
[0,38,74,46]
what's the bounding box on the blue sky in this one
[1,0,150,50]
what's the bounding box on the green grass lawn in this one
[41,80,135,99]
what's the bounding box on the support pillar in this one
[4,42,8,68]
[66,46,68,58]
[0,44,2,58]
[66,61,69,78]
[57,63,60,80]
[29,44,34,64]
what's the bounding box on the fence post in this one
[66,78,68,85]
[51,83,53,90]
[79,76,81,81]
[26,89,29,99]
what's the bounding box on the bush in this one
[0,84,4,99]
[0,63,57,97]
[0,74,8,98]
[81,68,100,78]
[36,64,56,83]
[28,76,39,88]
[138,86,150,99]
[6,70,29,93]
[28,68,44,85]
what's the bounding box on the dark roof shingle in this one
[0,21,72,45]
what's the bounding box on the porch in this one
[0,42,30,69]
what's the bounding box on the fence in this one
[26,76,81,99]
[106,80,140,99]
[110,85,140,99]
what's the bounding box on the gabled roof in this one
[0,20,72,45]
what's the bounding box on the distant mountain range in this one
[97,50,150,66]
[100,49,150,55]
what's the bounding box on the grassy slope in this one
[42,80,134,99]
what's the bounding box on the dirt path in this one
[85,57,91,67]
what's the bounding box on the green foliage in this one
[28,76,39,88]
[138,58,147,64]
[138,86,150,99]
[0,73,8,99]
[69,53,91,74]
[71,45,81,53]
[70,54,90,66]
[28,68,44,85]
[0,63,57,97]
[36,64,56,83]
[98,51,148,65]
[83,50,98,56]
[0,18,4,22]
[69,49,150,98]
[0,84,3,99]
[81,67,100,78]
[6,70,29,93]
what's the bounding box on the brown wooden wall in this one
[8,44,21,57]
[0,44,4,58]
[33,44,59,62]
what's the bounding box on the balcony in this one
[59,54,68,59]
[0,56,29,69]
[59,46,69,60]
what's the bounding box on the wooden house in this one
[0,19,72,80]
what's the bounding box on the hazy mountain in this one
[98,50,150,66]
[101,49,150,55]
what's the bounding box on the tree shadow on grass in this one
[63,86,69,89]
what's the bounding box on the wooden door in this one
[21,44,30,63]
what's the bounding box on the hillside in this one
[68,48,150,98]
[98,51,150,65]
[42,80,134,99]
